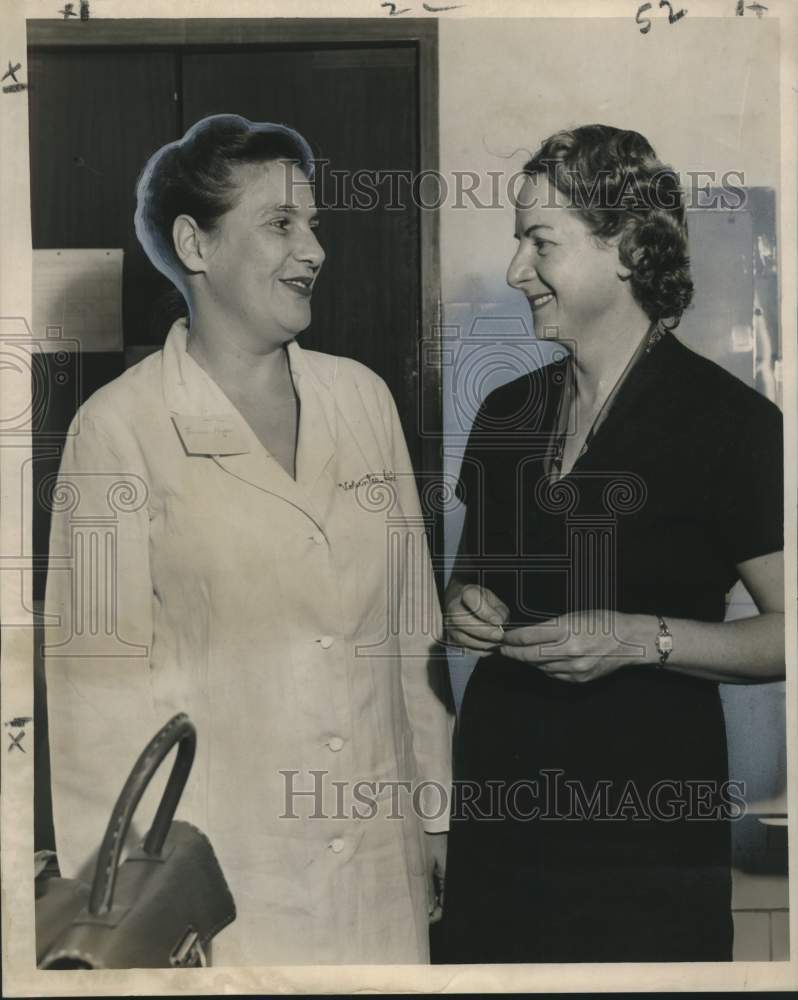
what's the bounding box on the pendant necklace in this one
[548,320,664,479]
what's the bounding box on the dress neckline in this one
[545,322,667,481]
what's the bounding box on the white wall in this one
[439,17,779,307]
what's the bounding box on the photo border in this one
[1,0,796,994]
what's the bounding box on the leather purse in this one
[36,713,236,969]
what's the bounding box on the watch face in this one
[658,635,674,653]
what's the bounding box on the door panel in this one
[28,51,179,343]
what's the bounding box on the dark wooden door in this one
[181,47,422,458]
[28,50,180,342]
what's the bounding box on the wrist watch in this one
[655,615,673,667]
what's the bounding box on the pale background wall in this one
[439,16,779,304]
[437,16,787,960]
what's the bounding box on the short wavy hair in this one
[134,114,315,289]
[523,124,693,328]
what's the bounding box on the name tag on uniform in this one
[172,415,250,456]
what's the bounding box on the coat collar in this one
[161,318,336,520]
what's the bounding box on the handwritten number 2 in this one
[659,0,687,23]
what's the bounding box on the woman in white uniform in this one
[44,114,453,965]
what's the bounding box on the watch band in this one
[655,615,673,666]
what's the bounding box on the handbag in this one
[36,713,236,969]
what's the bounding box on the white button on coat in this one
[44,319,454,966]
[330,838,345,854]
[319,635,334,649]
[328,736,345,752]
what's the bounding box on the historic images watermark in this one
[279,769,748,823]
[290,164,747,213]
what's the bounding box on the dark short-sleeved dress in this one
[436,332,783,964]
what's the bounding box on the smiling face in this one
[199,159,325,348]
[507,173,632,346]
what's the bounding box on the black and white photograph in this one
[0,0,795,994]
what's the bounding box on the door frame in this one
[28,16,443,533]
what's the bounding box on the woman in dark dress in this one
[436,125,784,963]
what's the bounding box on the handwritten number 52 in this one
[636,1,687,34]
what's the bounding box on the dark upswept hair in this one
[523,124,693,329]
[134,114,315,289]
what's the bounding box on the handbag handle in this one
[88,713,197,916]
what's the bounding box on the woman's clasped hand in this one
[445,583,652,682]
[444,583,509,655]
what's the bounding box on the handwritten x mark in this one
[8,731,25,753]
[2,62,21,84]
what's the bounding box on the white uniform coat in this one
[44,318,454,965]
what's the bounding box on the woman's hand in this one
[424,831,447,923]
[444,580,509,657]
[500,610,647,682]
